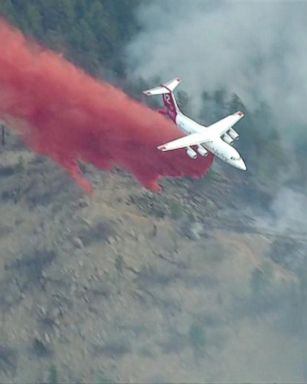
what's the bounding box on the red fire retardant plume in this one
[0,20,214,192]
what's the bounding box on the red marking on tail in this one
[162,92,177,122]
[0,20,213,192]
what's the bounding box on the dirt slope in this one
[0,131,305,383]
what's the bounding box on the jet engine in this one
[196,145,208,157]
[222,133,234,145]
[228,128,239,140]
[186,147,197,159]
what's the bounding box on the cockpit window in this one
[230,156,240,161]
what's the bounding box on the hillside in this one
[0,131,306,383]
[0,1,307,382]
[0,0,140,78]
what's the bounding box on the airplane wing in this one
[157,132,213,152]
[210,111,245,136]
[157,111,244,152]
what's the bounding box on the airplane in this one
[143,78,246,171]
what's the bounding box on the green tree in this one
[48,364,58,384]
[25,3,42,35]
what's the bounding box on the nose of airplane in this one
[237,158,247,170]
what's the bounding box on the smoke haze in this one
[126,0,307,135]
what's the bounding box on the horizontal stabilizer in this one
[143,77,181,96]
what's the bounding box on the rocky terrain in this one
[0,130,306,383]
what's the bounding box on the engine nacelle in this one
[222,133,234,145]
[196,145,208,157]
[228,127,239,140]
[186,147,197,159]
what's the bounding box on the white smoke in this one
[253,186,307,234]
[126,0,307,134]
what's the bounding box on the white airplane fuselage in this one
[175,112,246,170]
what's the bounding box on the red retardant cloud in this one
[0,20,214,192]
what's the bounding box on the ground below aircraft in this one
[143,78,246,171]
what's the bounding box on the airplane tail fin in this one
[143,78,181,122]
[143,77,181,96]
